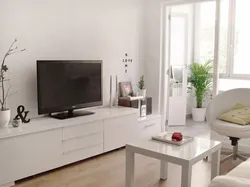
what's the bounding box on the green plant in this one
[189,60,213,108]
[0,39,26,111]
[138,75,145,90]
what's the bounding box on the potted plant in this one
[0,39,25,127]
[138,75,146,97]
[189,60,213,122]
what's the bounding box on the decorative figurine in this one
[14,105,31,123]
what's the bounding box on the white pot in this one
[139,89,146,97]
[192,108,206,122]
[0,109,11,128]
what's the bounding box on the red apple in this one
[172,132,183,142]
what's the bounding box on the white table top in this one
[126,137,222,163]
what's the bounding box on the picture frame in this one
[119,82,133,97]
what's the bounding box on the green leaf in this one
[189,60,213,108]
[138,75,145,89]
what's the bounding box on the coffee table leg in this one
[126,149,135,187]
[181,164,192,187]
[160,161,168,180]
[211,149,221,180]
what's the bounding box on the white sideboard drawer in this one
[62,144,103,165]
[139,118,161,139]
[104,113,138,152]
[63,121,103,140]
[63,132,103,154]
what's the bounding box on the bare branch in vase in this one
[8,48,26,56]
[4,85,11,104]
[8,39,17,52]
[9,46,18,52]
[0,39,26,110]
[7,90,17,98]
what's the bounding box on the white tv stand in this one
[0,107,161,187]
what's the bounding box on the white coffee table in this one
[125,137,222,187]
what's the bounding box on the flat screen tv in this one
[37,60,102,119]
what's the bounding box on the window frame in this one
[219,0,250,80]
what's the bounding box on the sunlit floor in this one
[167,118,210,139]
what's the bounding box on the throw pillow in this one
[218,104,250,125]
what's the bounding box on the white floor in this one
[167,119,211,139]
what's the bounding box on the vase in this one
[192,108,206,122]
[0,109,11,128]
[139,89,146,97]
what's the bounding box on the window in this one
[220,0,250,78]
[218,0,229,74]
[233,0,250,75]
[194,2,216,63]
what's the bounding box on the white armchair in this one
[209,158,250,187]
[209,175,250,187]
[206,88,250,162]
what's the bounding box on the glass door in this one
[167,12,189,126]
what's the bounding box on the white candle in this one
[116,75,118,93]
[110,75,112,94]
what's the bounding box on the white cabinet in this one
[139,115,162,140]
[0,129,62,185]
[62,123,104,165]
[0,107,140,187]
[62,144,103,166]
[61,120,104,165]
[62,133,103,154]
[104,113,138,152]
[0,108,163,187]
[62,121,103,140]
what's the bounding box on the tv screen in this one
[37,60,102,115]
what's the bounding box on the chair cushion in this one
[218,104,250,125]
[209,176,250,187]
[213,120,250,138]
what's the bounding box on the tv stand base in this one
[50,110,95,120]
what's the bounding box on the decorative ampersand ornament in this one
[14,105,31,123]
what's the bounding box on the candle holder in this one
[113,75,119,106]
[109,75,113,108]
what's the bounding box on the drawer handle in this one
[145,123,155,128]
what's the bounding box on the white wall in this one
[144,0,163,114]
[0,0,145,117]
